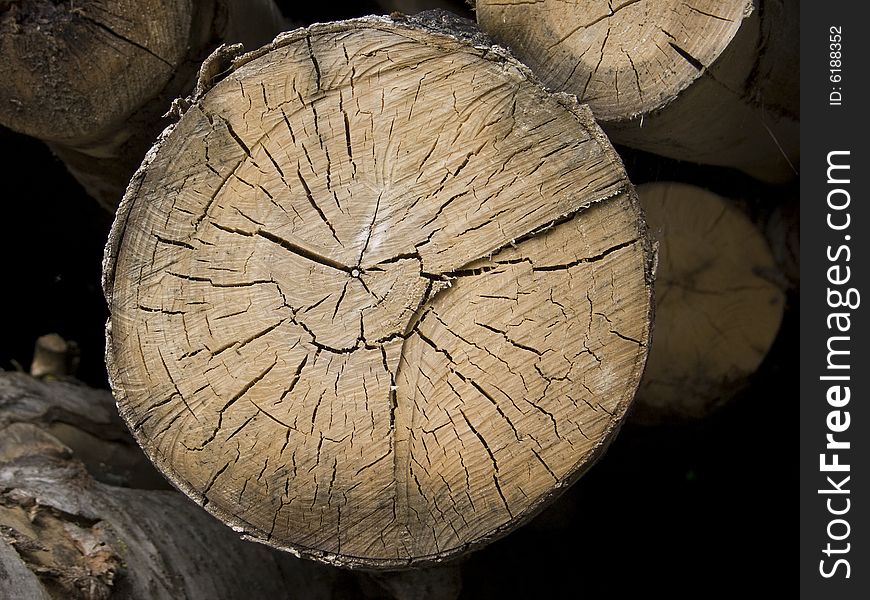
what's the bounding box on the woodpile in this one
[1,0,797,595]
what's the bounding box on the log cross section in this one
[475,0,799,182]
[104,16,654,568]
[476,0,751,121]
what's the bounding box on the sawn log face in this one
[103,15,654,567]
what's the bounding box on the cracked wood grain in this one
[631,182,784,425]
[103,14,654,568]
[474,0,799,183]
[0,0,288,209]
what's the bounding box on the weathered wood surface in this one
[0,370,169,490]
[0,0,287,209]
[1,368,123,432]
[631,182,784,424]
[103,13,654,567]
[474,0,799,183]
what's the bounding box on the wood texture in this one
[0,0,287,209]
[0,371,167,488]
[632,182,784,424]
[103,14,654,567]
[474,0,799,182]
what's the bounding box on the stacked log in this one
[631,182,785,423]
[0,0,288,209]
[474,0,799,183]
[102,14,654,567]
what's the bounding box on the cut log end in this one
[476,0,751,122]
[632,182,785,425]
[104,15,654,568]
[475,0,799,183]
[30,333,79,379]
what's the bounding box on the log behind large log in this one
[102,13,655,568]
[0,0,287,210]
[631,182,785,424]
[474,0,799,183]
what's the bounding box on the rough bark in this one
[630,182,785,424]
[0,0,288,210]
[0,373,129,443]
[102,12,655,568]
[474,0,799,183]
[0,371,166,489]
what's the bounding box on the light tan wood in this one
[104,14,654,568]
[0,0,287,209]
[474,0,799,183]
[632,182,784,424]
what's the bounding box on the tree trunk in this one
[474,0,799,183]
[102,12,655,568]
[630,182,785,425]
[0,0,288,210]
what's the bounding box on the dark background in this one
[0,1,797,597]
